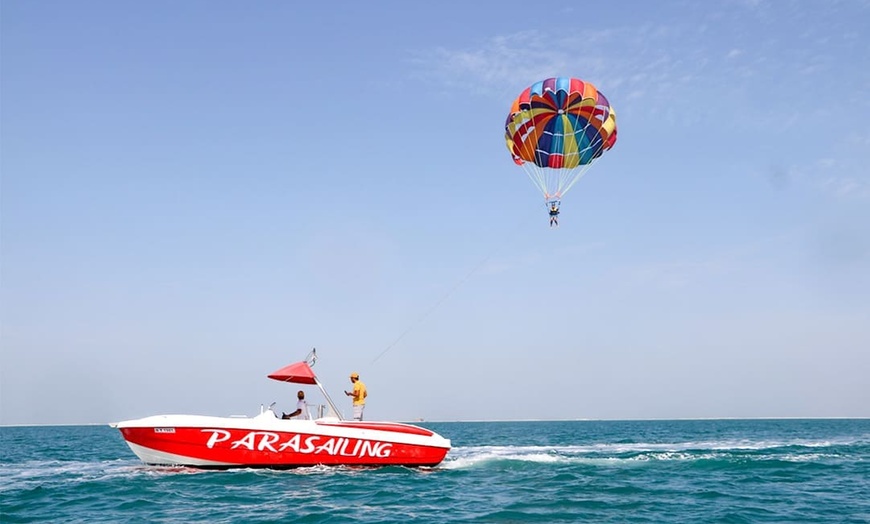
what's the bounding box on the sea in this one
[2,419,868,523]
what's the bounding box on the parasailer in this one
[548,201,560,228]
[505,77,618,226]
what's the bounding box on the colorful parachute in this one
[505,77,617,205]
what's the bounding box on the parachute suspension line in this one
[559,111,607,196]
[515,132,540,199]
[555,129,584,197]
[370,207,535,365]
[522,163,547,199]
[517,93,590,203]
[559,163,593,197]
[520,101,546,199]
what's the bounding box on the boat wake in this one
[0,458,161,493]
[440,437,861,469]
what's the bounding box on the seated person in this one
[282,390,309,419]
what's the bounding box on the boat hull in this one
[113,413,451,468]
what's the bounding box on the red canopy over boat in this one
[267,354,342,421]
[267,361,317,385]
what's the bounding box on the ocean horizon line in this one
[2,415,869,428]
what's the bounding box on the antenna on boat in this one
[305,347,318,367]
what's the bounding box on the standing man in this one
[344,372,367,421]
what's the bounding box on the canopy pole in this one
[314,378,343,420]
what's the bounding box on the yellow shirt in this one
[352,381,367,406]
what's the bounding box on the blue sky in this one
[2,1,868,424]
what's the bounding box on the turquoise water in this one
[2,419,868,523]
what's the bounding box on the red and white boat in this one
[111,351,451,468]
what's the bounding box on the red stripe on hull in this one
[314,421,435,436]
[119,427,448,467]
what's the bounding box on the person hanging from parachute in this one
[505,77,618,227]
[548,200,560,228]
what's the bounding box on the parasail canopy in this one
[267,361,318,385]
[505,76,617,203]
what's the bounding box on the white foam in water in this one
[0,457,213,493]
[440,436,857,469]
[441,446,714,468]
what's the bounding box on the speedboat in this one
[111,351,451,468]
